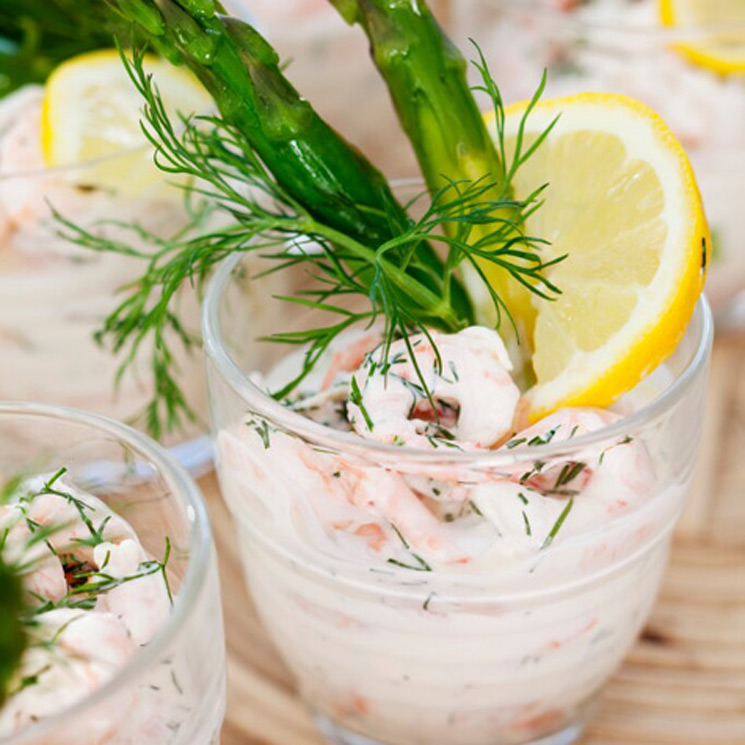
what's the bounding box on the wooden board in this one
[205,333,745,745]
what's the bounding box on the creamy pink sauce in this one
[217,326,683,744]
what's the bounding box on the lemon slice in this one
[494,93,708,419]
[42,50,212,195]
[660,0,745,74]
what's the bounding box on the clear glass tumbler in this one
[447,0,745,321]
[0,86,210,470]
[204,253,712,745]
[0,401,226,745]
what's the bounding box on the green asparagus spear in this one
[328,0,505,198]
[0,476,25,705]
[329,0,557,352]
[0,477,28,706]
[51,0,556,435]
[100,0,471,320]
[0,558,25,707]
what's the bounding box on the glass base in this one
[168,433,214,477]
[314,714,586,745]
[79,434,214,491]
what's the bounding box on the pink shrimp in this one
[348,326,520,449]
[494,407,656,534]
[21,488,137,561]
[93,539,171,646]
[0,476,178,743]
[0,507,68,602]
[320,330,382,391]
[0,609,137,738]
[219,422,468,565]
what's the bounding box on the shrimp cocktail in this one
[0,22,213,457]
[449,0,745,317]
[0,402,225,745]
[207,265,710,745]
[53,1,711,743]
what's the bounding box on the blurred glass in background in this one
[448,0,745,323]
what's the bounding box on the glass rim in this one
[0,142,152,181]
[203,251,713,467]
[497,0,745,36]
[0,401,213,745]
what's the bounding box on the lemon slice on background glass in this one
[41,50,212,195]
[487,93,708,420]
[659,0,745,74]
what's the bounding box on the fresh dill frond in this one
[56,48,560,439]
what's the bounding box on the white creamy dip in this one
[216,326,685,745]
[0,473,187,744]
[0,86,206,432]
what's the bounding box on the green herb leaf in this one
[57,10,558,440]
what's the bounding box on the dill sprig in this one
[56,48,560,438]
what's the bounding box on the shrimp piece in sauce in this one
[94,539,171,646]
[348,327,520,449]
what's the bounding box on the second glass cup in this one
[0,84,210,470]
[204,253,712,745]
[0,401,226,745]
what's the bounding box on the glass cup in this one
[0,86,211,472]
[203,252,712,745]
[0,401,226,745]
[447,0,745,323]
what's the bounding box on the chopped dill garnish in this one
[388,523,432,572]
[469,500,484,517]
[541,498,575,550]
[520,461,545,484]
[387,556,432,572]
[247,417,272,449]
[505,436,526,449]
[349,376,374,432]
[390,522,410,550]
[522,510,532,536]
[528,427,559,446]
[171,669,184,696]
[554,462,586,489]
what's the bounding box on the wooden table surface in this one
[204,332,745,745]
